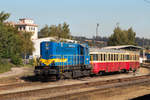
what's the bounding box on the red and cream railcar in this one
[90,49,140,75]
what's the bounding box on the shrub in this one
[11,54,22,65]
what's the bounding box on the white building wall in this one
[32,37,55,58]
[31,26,38,40]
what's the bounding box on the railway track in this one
[1,75,150,100]
[0,71,133,91]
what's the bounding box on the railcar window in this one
[135,55,137,60]
[114,54,116,61]
[108,54,110,61]
[129,55,131,60]
[111,54,113,61]
[113,54,115,61]
[134,55,136,60]
[90,54,92,61]
[124,55,126,60]
[120,54,122,61]
[93,54,98,61]
[104,54,106,61]
[116,54,118,61]
[98,54,101,61]
[137,55,139,60]
[100,54,103,61]
[118,54,120,61]
[127,55,129,60]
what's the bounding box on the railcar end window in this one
[93,54,98,61]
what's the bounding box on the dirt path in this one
[0,67,25,78]
[0,67,34,85]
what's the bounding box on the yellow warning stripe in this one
[40,58,68,66]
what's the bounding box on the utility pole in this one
[143,37,145,64]
[96,23,99,38]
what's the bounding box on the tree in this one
[127,28,136,45]
[0,22,24,64]
[39,22,71,39]
[0,11,34,65]
[21,32,35,61]
[0,11,10,23]
[38,25,49,38]
[108,26,136,46]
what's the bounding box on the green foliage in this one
[21,31,35,59]
[0,59,12,73]
[10,54,22,65]
[0,23,22,58]
[29,59,34,65]
[108,26,136,46]
[0,11,10,23]
[39,22,71,39]
[0,11,34,66]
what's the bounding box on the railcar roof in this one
[90,48,138,54]
[101,45,142,50]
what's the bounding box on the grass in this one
[0,58,34,74]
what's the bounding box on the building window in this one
[19,27,22,30]
[23,26,25,30]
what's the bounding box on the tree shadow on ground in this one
[130,94,150,100]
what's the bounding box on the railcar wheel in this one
[133,69,136,73]
[99,71,104,76]
[121,69,127,73]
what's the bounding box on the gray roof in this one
[101,45,142,50]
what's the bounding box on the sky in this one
[0,0,150,38]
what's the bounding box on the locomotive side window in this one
[80,47,84,55]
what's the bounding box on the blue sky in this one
[0,0,150,38]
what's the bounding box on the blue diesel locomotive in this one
[34,41,91,79]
